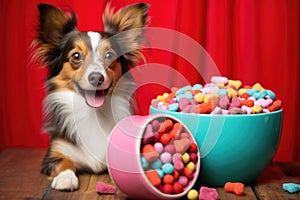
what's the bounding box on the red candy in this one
[145,170,161,187]
[160,133,172,145]
[163,184,174,194]
[188,142,198,153]
[173,182,183,194]
[182,167,193,179]
[163,174,174,185]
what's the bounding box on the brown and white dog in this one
[32,3,149,190]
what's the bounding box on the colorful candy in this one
[283,183,300,193]
[224,182,244,196]
[152,76,282,115]
[95,182,116,194]
[187,189,199,200]
[141,117,199,195]
[199,186,219,200]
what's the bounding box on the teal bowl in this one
[150,106,283,186]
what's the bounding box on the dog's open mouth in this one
[84,90,105,108]
[75,82,109,108]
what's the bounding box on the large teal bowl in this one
[150,106,283,186]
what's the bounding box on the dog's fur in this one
[32,3,149,190]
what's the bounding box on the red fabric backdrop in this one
[0,0,299,162]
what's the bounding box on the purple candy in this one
[154,142,164,154]
[178,175,188,187]
[151,120,160,131]
[173,160,184,171]
[164,144,176,155]
[160,152,172,164]
[172,153,182,163]
[142,124,154,145]
[179,98,191,111]
[219,94,230,109]
[189,153,198,163]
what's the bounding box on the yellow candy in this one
[204,94,211,103]
[252,83,265,91]
[226,87,238,99]
[156,95,164,102]
[187,189,199,200]
[228,80,242,90]
[163,92,169,99]
[252,105,263,114]
[194,93,205,103]
[182,152,190,164]
[238,88,247,96]
[186,162,196,172]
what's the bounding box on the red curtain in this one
[0,0,299,162]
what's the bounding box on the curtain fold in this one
[0,0,299,161]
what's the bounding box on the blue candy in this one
[176,85,192,95]
[162,163,174,174]
[283,183,300,193]
[246,89,259,96]
[141,157,149,169]
[176,92,193,102]
[192,84,203,90]
[253,90,268,99]
[168,103,179,112]
[218,89,228,97]
[156,169,164,179]
[151,159,162,169]
[266,90,276,100]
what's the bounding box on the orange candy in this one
[224,182,244,196]
[142,144,160,162]
[240,99,254,107]
[159,119,173,133]
[145,170,161,187]
[268,99,282,112]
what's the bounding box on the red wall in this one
[0,0,299,161]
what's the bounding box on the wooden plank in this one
[253,162,300,200]
[216,186,257,200]
[0,148,50,200]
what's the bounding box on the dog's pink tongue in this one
[85,90,105,108]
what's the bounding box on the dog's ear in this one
[37,4,77,45]
[103,3,149,67]
[103,3,149,34]
[32,4,77,78]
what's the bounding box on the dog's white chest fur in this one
[44,77,135,172]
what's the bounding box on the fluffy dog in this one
[32,3,149,190]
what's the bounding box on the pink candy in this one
[96,182,116,194]
[199,186,219,200]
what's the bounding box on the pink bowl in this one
[107,114,200,199]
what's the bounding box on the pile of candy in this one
[151,76,282,115]
[140,117,199,195]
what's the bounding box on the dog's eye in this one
[104,51,114,60]
[70,52,83,64]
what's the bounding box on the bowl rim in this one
[137,114,201,198]
[150,106,283,118]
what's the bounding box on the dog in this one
[32,3,149,191]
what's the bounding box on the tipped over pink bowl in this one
[107,114,200,199]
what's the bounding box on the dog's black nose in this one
[88,72,104,87]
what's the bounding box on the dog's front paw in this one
[51,169,79,191]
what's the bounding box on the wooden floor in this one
[0,148,299,200]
